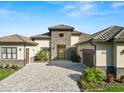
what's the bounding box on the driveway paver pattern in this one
[0,61,86,92]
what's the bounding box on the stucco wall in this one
[95,43,113,67]
[113,43,117,67]
[77,43,94,62]
[34,39,50,53]
[71,36,79,46]
[116,43,124,68]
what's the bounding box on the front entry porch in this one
[57,45,66,60]
[48,60,87,72]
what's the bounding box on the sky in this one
[0,1,124,36]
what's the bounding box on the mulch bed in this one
[77,80,124,92]
[97,81,124,89]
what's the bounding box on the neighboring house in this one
[31,24,89,60]
[0,34,37,67]
[76,26,124,78]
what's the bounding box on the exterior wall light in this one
[120,50,124,55]
[19,48,21,51]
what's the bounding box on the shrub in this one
[35,50,49,61]
[5,64,9,68]
[70,48,80,62]
[78,67,104,91]
[12,64,18,69]
[2,64,7,68]
[120,75,124,83]
[82,67,104,83]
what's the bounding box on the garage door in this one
[82,49,95,67]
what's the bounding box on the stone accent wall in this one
[50,31,72,60]
[0,60,24,67]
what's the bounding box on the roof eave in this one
[48,28,74,31]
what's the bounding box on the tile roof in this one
[31,32,51,39]
[72,30,83,35]
[93,26,124,42]
[31,30,82,39]
[0,34,38,46]
[76,25,124,44]
[48,24,74,31]
[114,29,124,42]
[75,33,91,45]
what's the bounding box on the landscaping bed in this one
[97,86,124,92]
[78,81,124,92]
[78,67,124,92]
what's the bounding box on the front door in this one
[57,45,66,60]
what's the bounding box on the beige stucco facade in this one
[95,43,113,67]
[115,43,124,68]
[71,36,79,46]
[95,43,124,68]
[34,39,50,53]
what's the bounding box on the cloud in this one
[61,1,124,18]
[63,2,97,17]
[0,9,17,15]
[112,2,124,8]
[64,2,96,10]
[46,1,66,5]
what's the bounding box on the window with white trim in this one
[1,47,17,59]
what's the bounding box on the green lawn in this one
[100,86,124,92]
[90,86,124,92]
[0,68,14,80]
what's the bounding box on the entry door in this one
[57,45,66,60]
[26,48,29,64]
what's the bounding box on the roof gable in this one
[0,34,37,46]
[93,26,124,42]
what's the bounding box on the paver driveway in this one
[0,61,86,92]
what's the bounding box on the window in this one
[1,47,17,59]
[59,33,64,37]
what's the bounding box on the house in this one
[31,24,90,60]
[77,26,124,78]
[0,24,90,67]
[0,34,37,67]
[1,24,124,78]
